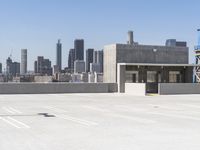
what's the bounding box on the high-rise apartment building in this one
[86,49,94,72]
[20,49,27,75]
[56,39,62,71]
[34,56,52,76]
[74,39,84,60]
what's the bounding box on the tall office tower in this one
[35,56,43,74]
[20,49,27,75]
[34,61,37,74]
[74,39,84,60]
[12,62,20,76]
[6,57,20,76]
[34,56,52,75]
[93,50,103,73]
[68,49,76,72]
[56,39,62,71]
[86,49,94,72]
[97,50,103,73]
[93,51,98,64]
[0,63,2,74]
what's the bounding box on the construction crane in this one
[9,49,13,59]
[195,29,200,82]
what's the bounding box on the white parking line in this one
[56,114,98,126]
[2,107,15,114]
[0,117,30,129]
[7,107,22,114]
[0,117,21,128]
[7,117,30,128]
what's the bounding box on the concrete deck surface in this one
[0,93,200,150]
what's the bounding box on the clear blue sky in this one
[0,0,199,70]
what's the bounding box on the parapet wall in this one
[125,83,146,96]
[0,83,117,94]
[159,83,200,95]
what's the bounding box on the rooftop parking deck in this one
[0,93,200,150]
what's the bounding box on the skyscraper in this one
[86,49,94,72]
[20,49,27,75]
[68,49,75,72]
[0,63,2,74]
[12,62,20,76]
[97,50,103,72]
[74,39,84,60]
[93,51,98,64]
[93,50,103,73]
[56,39,62,72]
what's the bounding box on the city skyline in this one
[0,0,199,70]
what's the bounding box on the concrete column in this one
[117,64,126,93]
[161,67,168,83]
[161,67,165,83]
[138,67,147,83]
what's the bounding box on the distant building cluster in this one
[0,30,198,87]
[0,38,103,83]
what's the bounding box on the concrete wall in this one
[0,83,117,94]
[116,44,188,64]
[104,43,189,83]
[159,83,200,95]
[125,83,146,96]
[103,44,116,83]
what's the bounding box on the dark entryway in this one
[146,83,158,93]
